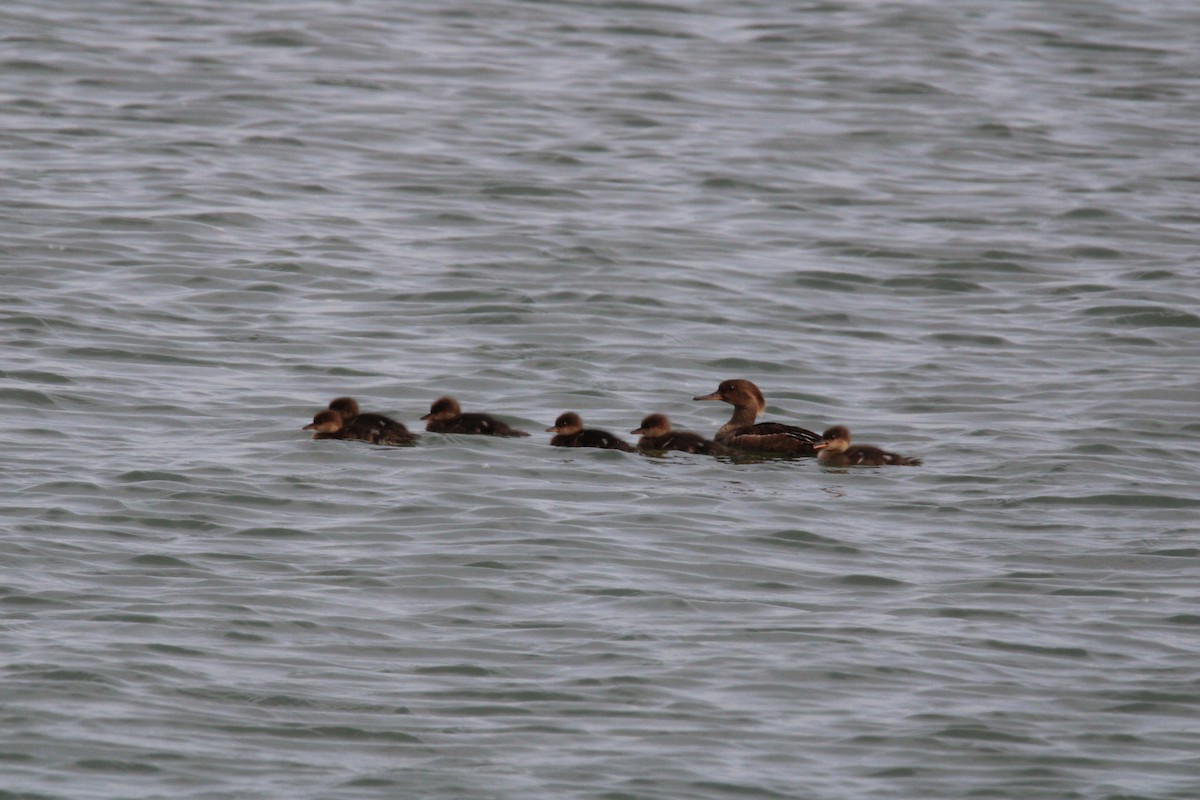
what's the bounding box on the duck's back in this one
[822,444,921,467]
[552,429,635,452]
[720,422,821,454]
[427,412,529,437]
[344,413,417,446]
[638,431,727,455]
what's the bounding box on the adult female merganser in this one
[631,413,729,455]
[545,412,635,452]
[420,396,529,437]
[813,425,921,466]
[693,379,821,454]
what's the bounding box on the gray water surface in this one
[3,1,1200,798]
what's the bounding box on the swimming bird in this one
[545,412,635,452]
[327,396,360,420]
[303,408,417,446]
[693,379,821,454]
[421,396,529,437]
[631,413,729,455]
[813,425,921,466]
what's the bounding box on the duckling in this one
[545,412,635,452]
[421,396,529,437]
[303,408,417,446]
[814,425,921,467]
[631,413,729,456]
[693,379,821,454]
[328,396,360,420]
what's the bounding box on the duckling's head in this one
[328,397,359,418]
[546,412,583,435]
[632,413,671,436]
[693,379,766,412]
[421,396,460,421]
[304,409,345,434]
[814,425,851,453]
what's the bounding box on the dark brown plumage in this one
[631,413,729,456]
[545,412,635,452]
[420,396,529,437]
[303,407,417,446]
[693,379,821,455]
[327,396,360,419]
[814,425,921,467]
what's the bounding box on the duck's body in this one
[304,407,418,446]
[814,425,920,467]
[631,413,729,456]
[343,412,418,446]
[693,379,821,455]
[421,396,529,437]
[546,412,635,452]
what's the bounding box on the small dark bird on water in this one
[420,396,529,437]
[631,413,729,456]
[813,425,921,467]
[545,412,635,452]
[304,398,417,446]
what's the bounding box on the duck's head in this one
[421,396,460,421]
[814,425,851,454]
[546,412,583,435]
[693,379,766,411]
[328,397,359,418]
[304,409,345,434]
[631,413,671,437]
